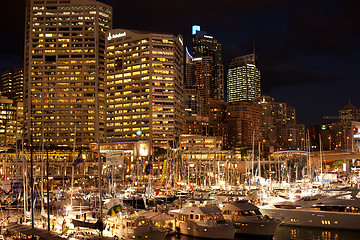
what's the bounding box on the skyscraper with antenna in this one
[227,53,261,102]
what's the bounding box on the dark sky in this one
[1,0,359,127]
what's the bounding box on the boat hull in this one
[177,220,235,239]
[107,226,167,240]
[234,219,280,236]
[260,207,360,230]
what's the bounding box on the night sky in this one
[1,0,359,128]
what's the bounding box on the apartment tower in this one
[24,0,112,147]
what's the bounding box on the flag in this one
[161,159,167,183]
[72,151,84,166]
[167,158,174,181]
[182,158,188,180]
[145,155,153,175]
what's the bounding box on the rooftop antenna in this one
[253,37,256,64]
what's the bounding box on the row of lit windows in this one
[31,60,95,65]
[31,98,95,103]
[107,45,149,53]
[32,5,98,11]
[109,115,149,121]
[31,71,96,76]
[32,11,102,17]
[32,49,95,53]
[107,95,149,103]
[32,132,95,136]
[107,74,150,81]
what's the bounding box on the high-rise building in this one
[257,96,304,151]
[339,101,359,127]
[207,99,227,138]
[190,25,224,101]
[0,97,23,148]
[184,89,204,117]
[105,29,184,148]
[227,54,261,102]
[185,56,215,114]
[183,116,209,136]
[1,68,24,103]
[24,0,112,147]
[226,101,263,149]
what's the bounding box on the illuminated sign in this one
[106,151,124,165]
[135,141,149,157]
[192,25,200,35]
[204,35,213,39]
[107,32,126,41]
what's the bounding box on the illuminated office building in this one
[24,0,112,147]
[105,29,184,148]
[227,54,261,102]
[1,68,24,103]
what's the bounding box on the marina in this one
[0,0,359,240]
[1,140,360,240]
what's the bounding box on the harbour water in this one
[166,226,360,240]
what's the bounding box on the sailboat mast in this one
[258,141,261,181]
[41,127,44,215]
[319,134,323,177]
[71,126,76,206]
[251,130,255,183]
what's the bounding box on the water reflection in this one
[165,226,357,240]
[274,226,353,240]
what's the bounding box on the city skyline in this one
[0,0,359,127]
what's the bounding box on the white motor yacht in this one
[217,194,280,237]
[169,198,236,239]
[103,211,167,240]
[260,190,360,230]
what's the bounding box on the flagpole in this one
[71,126,76,207]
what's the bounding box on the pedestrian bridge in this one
[310,150,360,163]
[271,149,360,163]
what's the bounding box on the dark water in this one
[166,226,360,240]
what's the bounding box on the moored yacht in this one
[260,190,360,230]
[103,211,167,240]
[169,198,236,239]
[217,194,280,237]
